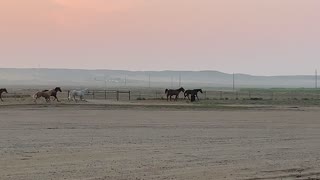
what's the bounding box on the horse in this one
[0,88,8,102]
[33,90,51,103]
[42,87,62,102]
[165,87,185,101]
[68,88,89,102]
[184,89,203,100]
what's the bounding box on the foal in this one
[0,88,8,102]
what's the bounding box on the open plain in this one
[1,100,320,180]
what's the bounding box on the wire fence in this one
[128,90,320,101]
[2,89,320,101]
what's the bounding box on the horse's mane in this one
[194,89,203,93]
[178,87,185,92]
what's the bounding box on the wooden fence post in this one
[92,90,95,99]
[116,91,119,101]
[129,91,131,101]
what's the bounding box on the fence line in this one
[2,89,320,101]
[66,90,131,101]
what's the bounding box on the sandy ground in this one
[1,103,320,180]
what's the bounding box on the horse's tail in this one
[68,90,72,100]
[32,92,38,99]
[165,89,168,94]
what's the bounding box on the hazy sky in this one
[1,0,320,75]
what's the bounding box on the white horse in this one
[68,88,89,102]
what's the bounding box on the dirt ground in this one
[1,102,320,180]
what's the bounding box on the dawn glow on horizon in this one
[1,0,320,75]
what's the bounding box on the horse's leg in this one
[82,95,86,101]
[196,94,200,100]
[54,95,60,102]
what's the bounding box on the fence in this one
[125,89,320,101]
[2,89,320,101]
[67,90,131,101]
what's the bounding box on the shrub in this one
[250,97,263,101]
[136,97,146,100]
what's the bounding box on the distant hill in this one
[0,68,317,89]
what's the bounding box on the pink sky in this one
[1,0,320,75]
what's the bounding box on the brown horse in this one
[42,87,62,102]
[184,89,203,100]
[0,88,8,102]
[165,87,185,101]
[33,91,51,103]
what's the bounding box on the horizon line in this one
[0,67,318,77]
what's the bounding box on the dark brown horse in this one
[42,87,62,102]
[0,88,8,102]
[184,89,203,100]
[165,87,185,101]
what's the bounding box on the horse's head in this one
[199,89,203,93]
[83,88,89,93]
[55,87,62,92]
[179,87,185,92]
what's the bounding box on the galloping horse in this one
[165,87,185,101]
[68,88,89,102]
[184,89,203,100]
[42,87,62,102]
[33,90,51,103]
[0,88,8,102]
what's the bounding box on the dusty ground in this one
[1,102,320,180]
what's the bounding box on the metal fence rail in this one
[68,90,131,101]
[2,89,320,101]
